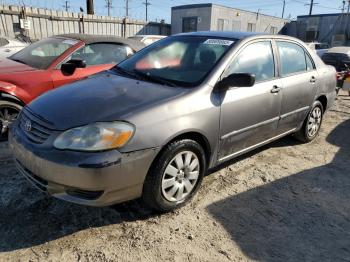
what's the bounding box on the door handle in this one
[271,85,282,93]
[310,76,317,83]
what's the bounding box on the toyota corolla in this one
[10,32,336,212]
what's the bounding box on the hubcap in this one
[161,151,200,202]
[307,107,322,138]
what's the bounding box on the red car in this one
[0,34,144,139]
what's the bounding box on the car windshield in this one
[116,36,236,87]
[10,37,79,69]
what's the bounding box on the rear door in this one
[275,40,319,133]
[218,40,283,160]
[51,43,134,88]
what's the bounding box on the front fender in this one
[0,81,29,104]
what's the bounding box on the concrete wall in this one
[0,4,170,41]
[171,4,289,35]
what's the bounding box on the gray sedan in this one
[9,32,337,212]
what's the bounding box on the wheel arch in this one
[316,95,327,111]
[151,131,212,170]
[0,92,25,106]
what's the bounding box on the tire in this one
[142,139,207,212]
[294,101,323,143]
[0,100,22,141]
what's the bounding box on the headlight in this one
[53,122,134,151]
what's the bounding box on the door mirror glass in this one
[220,73,255,89]
[61,58,86,76]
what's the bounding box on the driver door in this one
[218,40,283,161]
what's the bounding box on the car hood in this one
[0,57,36,73]
[28,71,188,130]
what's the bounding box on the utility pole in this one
[347,0,350,13]
[125,0,130,17]
[281,0,285,18]
[143,0,151,21]
[342,0,346,13]
[106,0,113,16]
[63,1,70,12]
[87,0,94,14]
[308,0,315,15]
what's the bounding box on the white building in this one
[171,4,289,35]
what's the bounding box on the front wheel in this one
[0,100,22,141]
[294,101,323,143]
[142,139,207,212]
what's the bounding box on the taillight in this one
[336,72,341,80]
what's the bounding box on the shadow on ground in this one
[207,119,350,261]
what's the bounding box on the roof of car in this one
[130,35,167,38]
[326,46,350,54]
[175,31,265,39]
[54,33,145,51]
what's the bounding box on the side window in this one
[305,52,315,71]
[225,41,275,82]
[70,43,132,66]
[277,41,309,76]
[31,43,71,57]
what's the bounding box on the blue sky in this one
[1,0,345,22]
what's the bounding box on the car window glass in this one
[10,37,77,69]
[70,43,132,66]
[315,43,329,49]
[226,41,275,82]
[118,36,234,87]
[0,37,9,47]
[194,44,226,67]
[277,41,307,76]
[30,43,71,57]
[305,53,314,71]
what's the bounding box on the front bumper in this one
[9,127,159,207]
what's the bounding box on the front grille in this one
[18,108,54,144]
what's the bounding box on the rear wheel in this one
[0,100,22,141]
[142,139,206,212]
[294,101,323,143]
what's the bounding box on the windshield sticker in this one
[62,39,79,45]
[204,39,234,46]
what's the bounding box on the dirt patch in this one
[1,93,350,262]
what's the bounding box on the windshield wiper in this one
[113,66,142,80]
[133,69,178,87]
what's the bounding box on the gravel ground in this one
[0,92,350,262]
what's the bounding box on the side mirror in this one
[219,73,256,89]
[61,59,86,76]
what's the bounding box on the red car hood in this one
[0,58,36,74]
